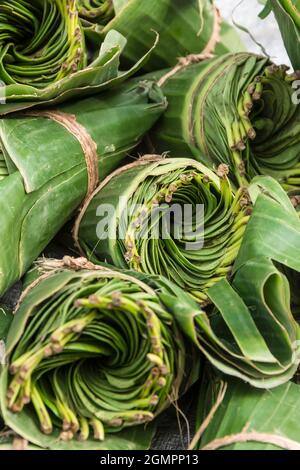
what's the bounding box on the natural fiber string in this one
[14,256,106,311]
[202,6,222,57]
[12,437,28,451]
[188,380,300,450]
[23,110,99,200]
[201,431,300,451]
[169,394,191,449]
[15,255,156,312]
[188,381,227,450]
[291,195,300,208]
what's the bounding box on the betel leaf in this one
[160,177,300,387]
[0,262,199,449]
[259,1,300,70]
[0,23,157,115]
[0,0,242,113]
[193,377,300,450]
[150,52,300,189]
[78,157,300,387]
[77,157,250,303]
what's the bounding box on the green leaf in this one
[162,177,300,387]
[260,0,300,69]
[235,178,300,273]
[112,0,129,15]
[0,308,13,342]
[258,0,272,19]
[215,21,246,55]
[0,0,240,113]
[0,32,159,116]
[193,377,300,450]
[78,158,300,387]
[195,178,300,387]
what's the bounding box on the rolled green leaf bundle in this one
[259,0,300,70]
[0,0,159,115]
[0,0,241,114]
[0,258,198,449]
[98,0,244,71]
[162,177,300,387]
[150,52,300,189]
[0,80,166,296]
[0,0,86,87]
[76,157,251,303]
[192,377,300,450]
[81,0,239,71]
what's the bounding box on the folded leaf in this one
[97,0,243,70]
[0,420,156,450]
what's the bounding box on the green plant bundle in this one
[158,177,300,387]
[150,53,300,189]
[0,1,154,115]
[0,0,241,114]
[259,0,300,70]
[76,157,251,303]
[0,259,199,449]
[0,80,166,296]
[89,0,245,70]
[192,377,300,450]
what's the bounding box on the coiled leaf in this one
[77,157,251,303]
[159,177,300,387]
[0,261,199,448]
[150,53,300,189]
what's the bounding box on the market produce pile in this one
[0,0,300,451]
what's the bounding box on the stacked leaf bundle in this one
[0,259,199,449]
[75,156,251,303]
[150,52,300,189]
[0,0,239,114]
[0,80,166,295]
